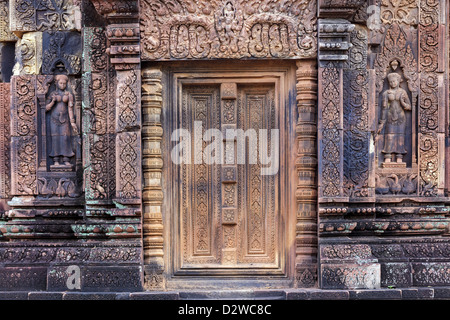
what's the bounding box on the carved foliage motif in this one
[42,31,82,75]
[320,63,341,198]
[380,0,418,25]
[343,26,369,198]
[181,86,219,264]
[10,0,80,32]
[11,76,37,195]
[417,1,440,196]
[374,23,418,96]
[140,0,317,60]
[13,32,42,75]
[117,132,140,201]
[12,136,37,195]
[83,27,116,202]
[0,84,11,199]
[321,265,380,289]
[371,20,444,196]
[118,70,139,131]
[0,0,17,41]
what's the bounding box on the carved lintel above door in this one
[139,0,317,60]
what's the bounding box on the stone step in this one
[178,290,286,300]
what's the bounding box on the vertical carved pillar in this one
[343,25,372,199]
[105,21,142,206]
[0,83,10,212]
[83,27,116,206]
[10,75,38,197]
[317,20,355,202]
[418,1,444,196]
[141,68,165,290]
[295,60,318,288]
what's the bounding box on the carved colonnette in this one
[317,0,450,289]
[295,60,318,287]
[141,69,164,290]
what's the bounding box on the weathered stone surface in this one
[9,0,81,33]
[285,290,309,300]
[0,267,47,291]
[320,264,381,290]
[0,0,17,41]
[433,287,450,299]
[412,263,450,287]
[0,291,29,300]
[0,0,449,298]
[48,265,143,292]
[12,32,42,75]
[349,289,402,300]
[401,288,434,300]
[130,292,180,300]
[381,263,413,288]
[63,292,118,300]
[0,83,11,202]
[82,266,143,292]
[308,289,349,300]
[28,292,64,300]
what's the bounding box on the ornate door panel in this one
[168,70,289,279]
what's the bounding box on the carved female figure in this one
[45,74,77,167]
[377,72,412,164]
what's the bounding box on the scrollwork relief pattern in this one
[140,0,317,60]
[83,28,116,202]
[343,26,369,198]
[11,76,37,196]
[0,84,11,199]
[418,1,440,196]
[320,63,341,198]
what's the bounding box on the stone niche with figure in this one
[375,61,418,197]
[9,72,83,206]
[39,74,82,201]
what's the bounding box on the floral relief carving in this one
[10,0,80,32]
[140,0,317,60]
[320,63,341,198]
[380,0,418,25]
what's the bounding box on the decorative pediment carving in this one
[140,0,317,60]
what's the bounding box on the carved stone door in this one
[164,65,295,285]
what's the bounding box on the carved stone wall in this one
[140,0,317,60]
[0,0,449,294]
[0,0,143,292]
[317,0,450,289]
